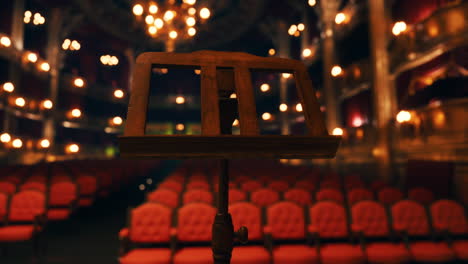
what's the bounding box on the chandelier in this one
[132,0,211,50]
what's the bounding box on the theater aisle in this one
[2,160,179,264]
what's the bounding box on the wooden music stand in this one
[119,51,340,264]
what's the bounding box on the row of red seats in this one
[0,159,159,257]
[119,199,468,264]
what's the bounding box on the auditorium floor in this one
[1,160,179,264]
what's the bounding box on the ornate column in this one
[368,0,397,182]
[318,0,341,132]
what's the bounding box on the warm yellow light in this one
[268,48,276,56]
[194,69,201,75]
[392,21,407,36]
[183,0,196,5]
[114,89,124,98]
[164,10,175,21]
[12,139,23,148]
[186,17,196,27]
[15,97,26,107]
[396,110,411,123]
[67,144,80,153]
[24,17,31,24]
[175,96,185,104]
[352,116,363,127]
[27,52,38,63]
[288,25,298,35]
[42,99,53,109]
[70,40,80,50]
[0,133,11,143]
[3,82,14,92]
[332,127,344,136]
[232,119,239,126]
[169,31,178,39]
[71,108,82,118]
[112,116,123,125]
[282,73,291,79]
[188,7,197,16]
[24,11,32,17]
[0,36,11,47]
[145,15,155,25]
[62,39,71,50]
[148,26,157,35]
[279,103,288,112]
[331,65,343,77]
[160,68,168,74]
[262,112,272,121]
[37,16,45,25]
[308,0,316,6]
[133,4,144,16]
[154,18,164,29]
[335,13,346,24]
[298,23,305,31]
[74,77,85,88]
[296,103,303,112]
[39,139,50,148]
[260,83,270,92]
[149,4,158,14]
[200,8,211,19]
[100,55,110,65]
[40,62,50,72]
[176,123,185,131]
[229,93,237,99]
[188,27,197,36]
[302,48,312,58]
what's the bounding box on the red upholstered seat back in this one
[76,175,98,195]
[186,180,210,191]
[0,181,16,195]
[348,188,374,205]
[294,179,316,191]
[8,190,46,222]
[251,188,279,207]
[320,179,341,190]
[408,188,435,205]
[159,180,183,193]
[130,203,172,243]
[230,202,262,240]
[49,181,78,206]
[267,201,305,240]
[310,201,348,238]
[430,199,468,235]
[284,188,313,206]
[182,189,213,204]
[177,203,216,242]
[391,200,429,236]
[20,181,47,192]
[228,189,247,203]
[241,180,263,192]
[371,181,388,192]
[378,187,404,206]
[0,192,7,218]
[147,189,179,208]
[345,175,365,189]
[351,201,389,237]
[316,188,344,204]
[268,180,289,192]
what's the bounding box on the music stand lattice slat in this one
[119,51,341,159]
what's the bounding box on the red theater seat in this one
[186,180,210,191]
[20,181,47,192]
[316,188,344,204]
[0,192,7,221]
[228,189,247,203]
[430,199,468,261]
[147,188,179,208]
[351,201,410,263]
[182,189,213,204]
[408,187,434,205]
[268,180,289,192]
[320,179,341,190]
[391,200,456,263]
[229,202,270,264]
[241,180,263,192]
[47,181,78,221]
[159,180,183,193]
[347,188,373,205]
[310,201,365,264]
[378,187,404,206]
[173,203,216,264]
[119,203,173,264]
[284,188,313,206]
[370,180,388,192]
[294,179,316,191]
[250,188,279,207]
[76,174,98,207]
[0,181,16,195]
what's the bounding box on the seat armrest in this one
[393,225,410,248]
[263,226,273,254]
[307,225,320,247]
[170,228,178,257]
[119,228,129,240]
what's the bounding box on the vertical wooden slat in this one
[124,63,152,136]
[201,65,221,135]
[234,66,259,135]
[294,69,329,136]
